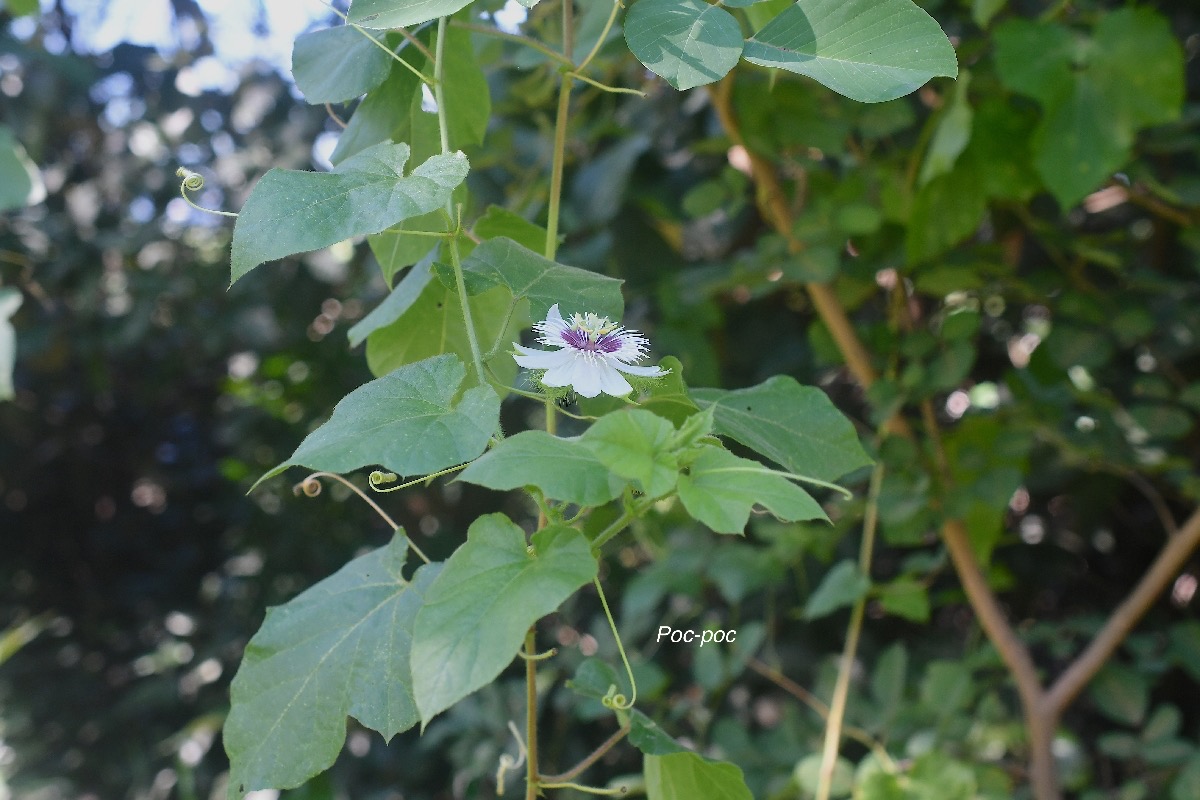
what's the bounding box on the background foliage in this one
[1,1,1199,799]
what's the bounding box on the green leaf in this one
[330,46,425,165]
[367,204,452,285]
[918,71,972,187]
[742,0,958,104]
[438,25,491,148]
[350,247,438,347]
[795,754,853,798]
[0,288,21,401]
[348,0,472,29]
[411,514,597,723]
[992,20,1074,106]
[803,560,869,620]
[0,126,45,212]
[876,576,930,622]
[3,0,39,16]
[225,535,438,795]
[906,166,987,263]
[364,280,523,387]
[291,25,393,104]
[644,751,754,800]
[870,643,907,723]
[231,142,468,283]
[256,354,498,486]
[624,0,744,91]
[474,206,549,254]
[692,376,872,482]
[1172,755,1200,800]
[919,660,972,713]
[994,10,1183,208]
[677,445,827,534]
[444,237,625,320]
[639,356,700,427]
[582,409,680,498]
[1090,662,1149,726]
[458,430,627,506]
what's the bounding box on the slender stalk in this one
[432,17,487,387]
[433,17,452,155]
[295,472,431,564]
[574,0,620,74]
[816,462,884,800]
[525,627,540,800]
[544,3,575,261]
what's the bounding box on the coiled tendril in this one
[175,167,237,218]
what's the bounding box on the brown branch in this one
[707,78,900,436]
[539,724,630,784]
[1047,504,1200,713]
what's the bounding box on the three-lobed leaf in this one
[442,237,625,321]
[458,430,627,507]
[582,409,680,498]
[255,354,499,486]
[625,0,744,91]
[411,514,597,723]
[225,535,439,796]
[692,376,872,482]
[743,0,958,103]
[231,142,467,283]
[677,444,827,534]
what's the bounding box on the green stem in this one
[449,235,487,387]
[816,461,885,800]
[590,500,651,552]
[574,0,620,73]
[452,20,574,67]
[525,627,540,800]
[431,18,486,387]
[434,16,452,155]
[316,0,434,84]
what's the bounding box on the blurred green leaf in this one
[1090,662,1149,726]
[644,751,754,800]
[0,126,44,211]
[803,560,869,620]
[0,287,21,401]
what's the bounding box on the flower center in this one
[564,313,622,354]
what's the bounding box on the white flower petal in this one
[514,345,575,370]
[595,362,633,396]
[608,331,649,362]
[613,362,668,378]
[568,357,603,398]
[540,352,582,387]
[536,303,571,346]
